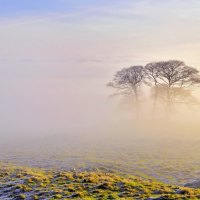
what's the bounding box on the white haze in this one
[1,1,200,186]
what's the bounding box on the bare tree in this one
[145,60,200,118]
[156,60,200,88]
[145,62,162,117]
[107,66,144,119]
[145,60,200,87]
[108,60,200,120]
[145,62,161,87]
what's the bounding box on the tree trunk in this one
[166,87,172,120]
[152,87,158,119]
[134,87,140,120]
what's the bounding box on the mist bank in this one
[0,118,200,185]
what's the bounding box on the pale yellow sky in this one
[1,0,200,68]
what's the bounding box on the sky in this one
[1,0,200,137]
[1,0,200,65]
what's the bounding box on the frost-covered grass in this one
[0,135,199,186]
[0,162,200,199]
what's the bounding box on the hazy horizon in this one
[1,0,200,138]
[1,3,200,195]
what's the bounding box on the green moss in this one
[19,194,26,199]
[0,163,200,200]
[54,194,63,199]
[33,195,39,200]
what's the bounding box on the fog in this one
[0,63,199,137]
[1,0,200,142]
[1,0,200,185]
[1,59,200,185]
[1,59,200,140]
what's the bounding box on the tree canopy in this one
[107,60,200,119]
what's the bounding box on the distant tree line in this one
[107,60,200,119]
